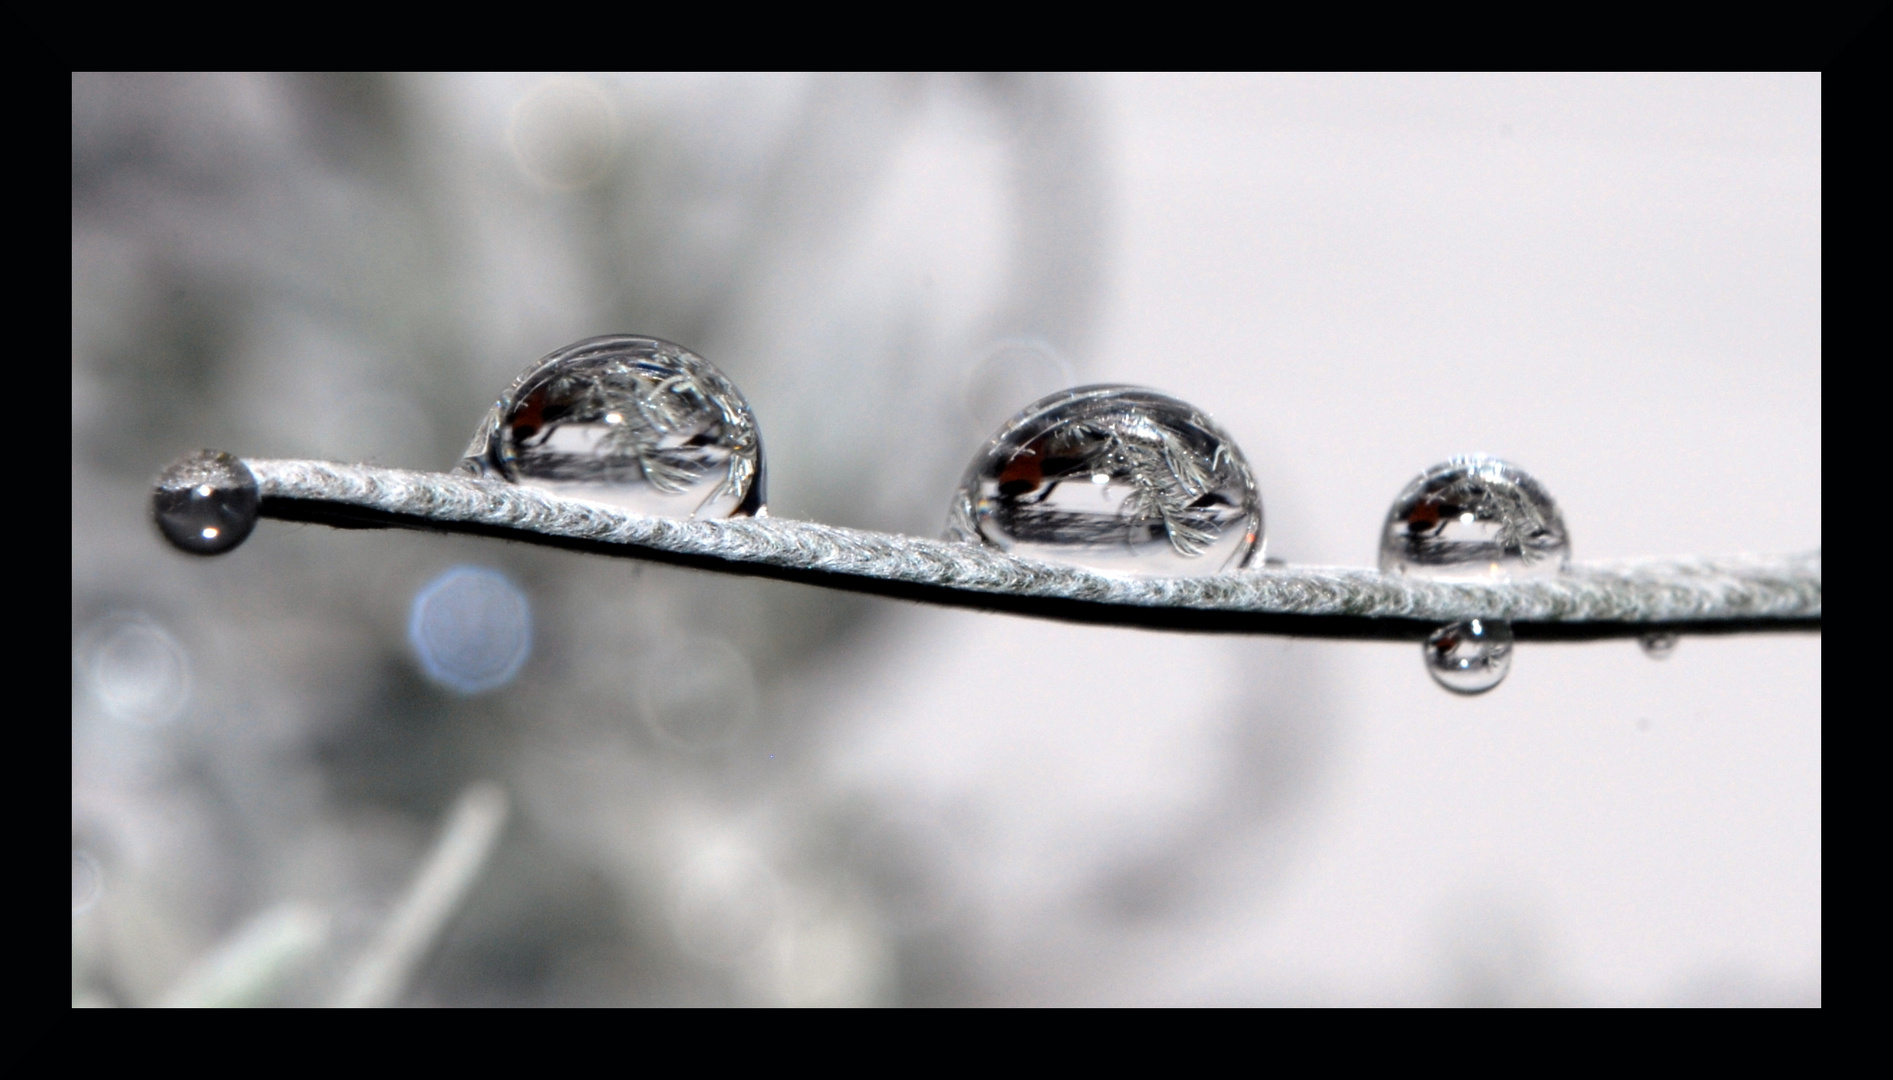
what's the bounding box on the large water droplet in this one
[408,566,533,694]
[1639,631,1679,659]
[152,450,259,555]
[461,336,765,517]
[1379,455,1568,580]
[1424,618,1513,694]
[946,385,1263,575]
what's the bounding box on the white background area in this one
[815,73,1820,1004]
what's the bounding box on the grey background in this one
[71,73,1820,1006]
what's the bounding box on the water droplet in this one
[79,612,191,723]
[947,385,1263,575]
[152,450,259,555]
[461,336,765,517]
[1379,455,1568,580]
[1639,632,1679,659]
[637,636,759,750]
[408,566,532,694]
[72,850,103,914]
[1424,618,1513,694]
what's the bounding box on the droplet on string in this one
[461,336,765,518]
[1424,618,1513,695]
[1639,632,1678,659]
[1379,455,1568,580]
[408,566,532,694]
[946,385,1263,576]
[152,450,259,555]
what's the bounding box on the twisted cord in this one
[248,458,1820,642]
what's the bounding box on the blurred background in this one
[71,73,1821,1007]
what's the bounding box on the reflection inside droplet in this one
[946,385,1264,576]
[408,566,533,695]
[1423,618,1514,695]
[81,613,191,723]
[460,336,766,518]
[151,449,259,556]
[1380,455,1569,581]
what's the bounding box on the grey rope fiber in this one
[249,458,1821,642]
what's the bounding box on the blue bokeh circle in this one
[408,565,532,694]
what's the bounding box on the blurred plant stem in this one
[333,782,510,1008]
[156,903,330,1008]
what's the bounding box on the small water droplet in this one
[461,336,765,518]
[1424,618,1513,694]
[72,850,103,914]
[409,566,532,694]
[152,450,259,555]
[1380,455,1568,580]
[946,385,1264,576]
[1639,632,1679,659]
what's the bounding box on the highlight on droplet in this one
[459,336,766,519]
[1379,455,1569,581]
[1423,618,1514,695]
[151,449,259,556]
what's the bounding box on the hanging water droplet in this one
[946,385,1263,576]
[1639,631,1679,659]
[1379,455,1568,580]
[1424,618,1513,695]
[461,336,765,517]
[152,450,259,555]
